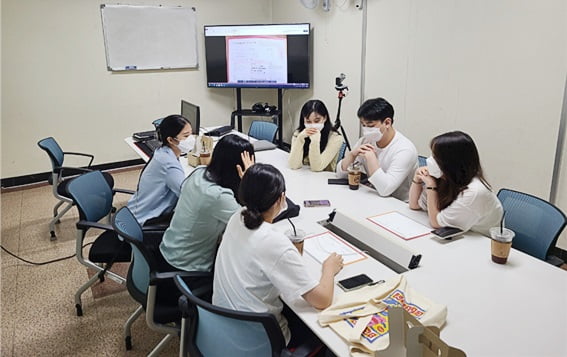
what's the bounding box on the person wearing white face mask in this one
[214,163,343,348]
[289,99,344,172]
[409,131,503,236]
[336,97,418,201]
[127,114,193,226]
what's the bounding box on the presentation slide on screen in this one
[226,35,287,85]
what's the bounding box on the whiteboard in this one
[100,4,198,71]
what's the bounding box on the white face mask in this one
[426,156,443,178]
[362,126,383,144]
[304,122,324,131]
[177,136,196,154]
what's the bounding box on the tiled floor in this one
[1,168,178,356]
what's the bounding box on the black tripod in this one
[334,75,352,151]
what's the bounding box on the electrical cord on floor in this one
[0,242,93,266]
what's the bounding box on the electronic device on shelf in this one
[204,125,233,137]
[134,139,161,157]
[204,23,311,89]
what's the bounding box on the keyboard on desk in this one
[204,125,233,137]
[134,139,161,157]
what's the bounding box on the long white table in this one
[126,134,567,357]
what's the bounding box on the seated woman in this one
[288,99,344,172]
[127,115,193,226]
[409,131,503,236]
[159,134,255,272]
[213,163,343,347]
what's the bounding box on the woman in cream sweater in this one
[288,100,344,172]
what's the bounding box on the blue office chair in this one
[418,155,427,167]
[497,189,566,265]
[65,170,134,316]
[249,120,278,142]
[37,137,113,240]
[174,275,316,357]
[337,142,348,165]
[113,207,212,355]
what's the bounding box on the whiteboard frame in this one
[100,4,198,71]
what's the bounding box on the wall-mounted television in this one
[204,23,311,89]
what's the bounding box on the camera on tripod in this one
[335,73,348,91]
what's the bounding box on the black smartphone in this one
[431,226,463,239]
[328,178,349,185]
[303,200,331,207]
[337,274,373,292]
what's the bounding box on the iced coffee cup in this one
[199,152,211,166]
[348,163,361,190]
[285,229,305,255]
[489,227,515,264]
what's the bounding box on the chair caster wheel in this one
[125,336,132,350]
[98,275,105,283]
[76,304,83,316]
[50,231,57,241]
[55,219,61,224]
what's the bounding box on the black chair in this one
[37,137,113,239]
[174,275,315,357]
[65,170,134,316]
[497,188,566,265]
[112,207,212,356]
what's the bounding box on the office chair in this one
[337,142,348,165]
[497,188,566,265]
[418,155,427,167]
[174,275,316,357]
[249,120,278,142]
[37,137,113,240]
[112,207,212,355]
[65,170,134,316]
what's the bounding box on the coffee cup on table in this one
[348,163,361,190]
[489,227,515,264]
[285,229,305,255]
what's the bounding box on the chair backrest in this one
[66,171,114,222]
[152,118,164,130]
[174,275,285,357]
[38,137,64,170]
[337,142,347,164]
[113,207,159,299]
[418,155,427,167]
[497,189,567,261]
[249,121,278,142]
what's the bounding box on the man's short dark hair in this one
[357,98,394,124]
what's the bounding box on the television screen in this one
[204,23,310,89]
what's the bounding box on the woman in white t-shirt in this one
[213,163,343,347]
[409,131,503,236]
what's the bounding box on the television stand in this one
[231,88,284,148]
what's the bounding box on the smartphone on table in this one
[431,226,463,239]
[337,274,373,292]
[303,200,331,207]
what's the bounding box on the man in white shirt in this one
[337,97,418,202]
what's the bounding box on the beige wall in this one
[1,0,276,178]
[364,0,567,200]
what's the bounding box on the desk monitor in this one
[181,100,200,135]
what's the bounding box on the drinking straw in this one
[287,218,297,236]
[500,210,506,234]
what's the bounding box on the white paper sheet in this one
[367,211,431,240]
[303,231,367,265]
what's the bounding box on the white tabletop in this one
[126,134,567,357]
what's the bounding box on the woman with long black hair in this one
[409,131,503,235]
[288,99,344,172]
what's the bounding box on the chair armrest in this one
[63,152,94,167]
[55,166,92,175]
[151,271,212,284]
[76,220,113,232]
[113,188,135,195]
[547,255,564,267]
[141,225,167,233]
